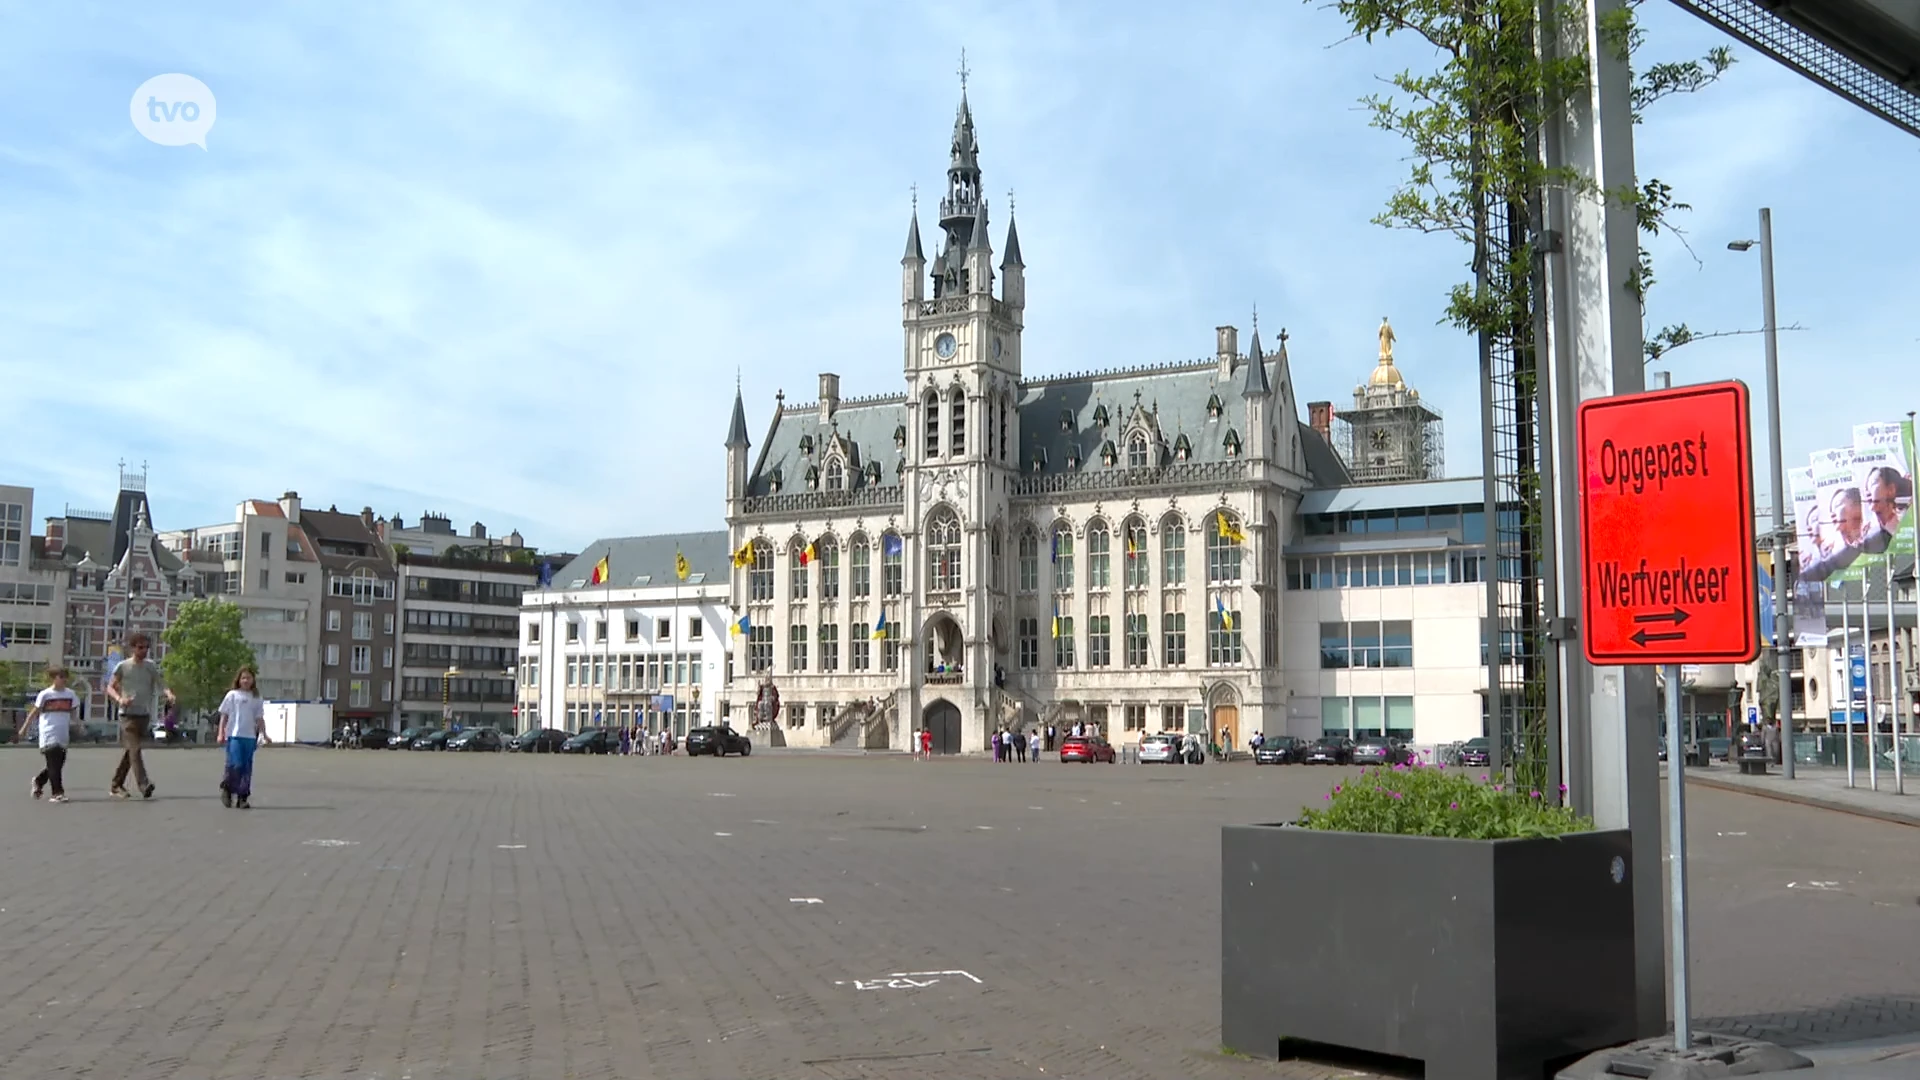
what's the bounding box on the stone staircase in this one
[828,698,899,750]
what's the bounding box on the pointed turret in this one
[725,386,751,449]
[904,213,924,263]
[1001,213,1023,269]
[1241,327,1272,398]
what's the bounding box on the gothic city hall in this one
[724,89,1486,755]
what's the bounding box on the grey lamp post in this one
[1729,207,1794,779]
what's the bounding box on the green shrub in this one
[1298,762,1592,839]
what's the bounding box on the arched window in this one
[825,460,845,491]
[928,511,962,593]
[923,390,940,460]
[1087,520,1111,589]
[849,534,871,597]
[790,541,811,601]
[881,531,904,596]
[1208,512,1244,583]
[990,523,1004,592]
[817,535,841,601]
[1017,528,1039,592]
[748,540,774,601]
[1127,434,1149,468]
[1051,525,1075,591]
[1123,518,1149,588]
[1161,517,1186,586]
[949,388,967,457]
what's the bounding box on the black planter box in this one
[1222,824,1637,1080]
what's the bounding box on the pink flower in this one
[1531,790,1542,799]
[1559,784,1569,794]
[1390,791,1404,800]
[1449,801,1460,809]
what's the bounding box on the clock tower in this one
[897,63,1027,754]
[1335,317,1445,484]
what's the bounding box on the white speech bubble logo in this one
[130,74,216,149]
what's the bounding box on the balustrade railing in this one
[1010,459,1247,497]
[742,485,903,517]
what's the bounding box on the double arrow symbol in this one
[1630,607,1690,647]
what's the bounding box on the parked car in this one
[1702,737,1731,762]
[150,722,197,745]
[1302,737,1353,766]
[1253,736,1301,765]
[1351,737,1410,767]
[561,728,617,755]
[411,730,453,752]
[1456,736,1491,768]
[333,726,395,749]
[1735,729,1770,774]
[1138,733,1183,764]
[391,726,437,749]
[508,728,569,754]
[1059,735,1116,763]
[447,728,502,752]
[685,725,752,757]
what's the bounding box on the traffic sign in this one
[1578,381,1760,665]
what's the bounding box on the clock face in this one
[934,332,958,359]
[1370,429,1391,448]
[992,336,1004,359]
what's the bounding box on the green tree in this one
[160,598,258,718]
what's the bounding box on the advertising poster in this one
[1851,420,1916,564]
[1806,447,1866,585]
[1787,467,1827,645]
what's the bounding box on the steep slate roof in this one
[551,530,731,588]
[743,355,1353,497]
[299,508,393,572]
[746,396,908,499]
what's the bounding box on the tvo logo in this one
[130,74,216,148]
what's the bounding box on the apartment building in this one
[295,499,400,729]
[395,549,538,732]
[0,483,63,725]
[158,493,324,701]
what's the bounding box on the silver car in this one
[1138,733,1182,763]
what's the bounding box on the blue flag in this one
[538,559,554,587]
[883,533,903,558]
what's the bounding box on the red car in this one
[1059,735,1116,763]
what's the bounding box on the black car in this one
[509,728,570,753]
[1303,738,1353,765]
[391,726,437,749]
[561,728,616,755]
[1253,736,1301,765]
[411,730,453,752]
[447,728,503,752]
[1456,737,1491,768]
[685,726,752,757]
[1352,737,1410,766]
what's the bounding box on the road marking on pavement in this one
[835,969,983,991]
[789,897,823,904]
[302,839,358,847]
[1717,831,1747,837]
[497,844,527,849]
[976,825,993,830]
[751,819,780,825]
[1787,881,1841,890]
[709,792,735,797]
[1027,806,1044,810]
[714,832,733,837]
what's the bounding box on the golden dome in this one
[1369,358,1404,387]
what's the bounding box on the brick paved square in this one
[0,746,1915,1079]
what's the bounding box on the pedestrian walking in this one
[21,666,78,802]
[216,667,271,809]
[106,632,173,799]
[1030,728,1043,762]
[920,727,932,759]
[1014,729,1028,763]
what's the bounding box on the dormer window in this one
[893,425,907,450]
[825,461,845,491]
[1092,404,1110,429]
[1060,409,1076,432]
[799,434,815,456]
[1066,446,1082,471]
[1127,435,1149,468]
[1100,440,1118,467]
[1174,434,1192,462]
[864,461,882,486]
[1223,429,1241,458]
[1030,448,1048,473]
[1206,394,1224,420]
[768,467,784,493]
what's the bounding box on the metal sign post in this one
[1664,662,1691,1051]
[1577,380,1759,1059]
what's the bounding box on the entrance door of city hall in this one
[923,701,961,755]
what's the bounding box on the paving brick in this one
[1,746,1916,1079]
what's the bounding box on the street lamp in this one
[443,664,461,727]
[1729,208,1794,779]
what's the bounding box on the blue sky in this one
[3,1,1915,553]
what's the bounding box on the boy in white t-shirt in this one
[18,667,78,802]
